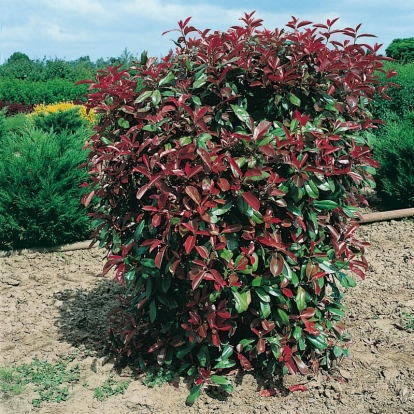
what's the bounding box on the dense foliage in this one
[386,37,414,63]
[373,61,414,119]
[0,112,92,250]
[82,13,395,402]
[373,111,414,209]
[0,50,144,106]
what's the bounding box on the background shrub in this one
[0,78,89,105]
[373,61,414,119]
[0,122,92,250]
[373,112,414,209]
[386,37,414,63]
[82,13,395,402]
[29,102,97,134]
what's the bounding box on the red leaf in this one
[195,245,209,259]
[292,356,309,375]
[155,246,166,269]
[208,269,227,289]
[242,192,260,211]
[257,338,266,354]
[217,177,230,191]
[253,120,272,141]
[282,288,293,298]
[228,156,243,178]
[288,384,308,393]
[260,389,278,397]
[191,270,205,290]
[184,235,196,255]
[238,353,253,370]
[185,186,201,205]
[148,341,164,353]
[270,253,284,276]
[136,184,149,200]
[297,20,313,28]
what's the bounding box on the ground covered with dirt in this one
[1,220,413,413]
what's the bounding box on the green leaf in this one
[277,308,289,325]
[193,73,207,89]
[186,385,201,406]
[313,200,338,210]
[210,375,231,386]
[221,345,234,360]
[214,359,236,369]
[289,93,301,106]
[306,334,328,350]
[256,288,270,302]
[134,220,145,241]
[260,301,271,319]
[151,90,161,106]
[251,277,263,287]
[125,269,135,281]
[118,118,129,129]
[175,342,197,360]
[292,326,302,341]
[134,90,152,103]
[141,258,156,268]
[304,180,319,198]
[159,72,174,86]
[161,274,171,293]
[100,136,111,145]
[232,291,250,313]
[197,346,210,367]
[149,300,157,323]
[230,104,251,126]
[326,306,345,317]
[295,286,306,312]
[210,202,233,216]
[192,96,202,106]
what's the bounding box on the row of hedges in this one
[0,78,90,105]
[0,107,94,250]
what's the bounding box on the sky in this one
[0,0,413,64]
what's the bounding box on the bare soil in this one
[1,220,413,414]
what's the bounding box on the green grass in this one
[142,366,175,388]
[93,376,131,401]
[403,312,414,331]
[0,352,80,407]
[0,366,25,396]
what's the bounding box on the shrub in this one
[29,102,97,134]
[386,37,414,63]
[0,125,91,250]
[82,13,395,402]
[0,78,89,105]
[373,112,414,209]
[372,61,414,119]
[2,112,30,134]
[0,100,34,116]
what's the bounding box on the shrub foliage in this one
[82,13,395,400]
[373,112,414,209]
[0,123,91,250]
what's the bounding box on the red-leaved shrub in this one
[81,13,396,403]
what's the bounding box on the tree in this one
[386,38,414,63]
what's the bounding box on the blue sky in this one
[0,0,413,63]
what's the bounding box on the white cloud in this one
[42,23,88,43]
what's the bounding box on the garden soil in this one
[1,220,413,414]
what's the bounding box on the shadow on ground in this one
[53,278,124,355]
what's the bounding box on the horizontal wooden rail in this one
[1,208,413,258]
[359,208,414,224]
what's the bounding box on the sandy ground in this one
[0,220,413,414]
